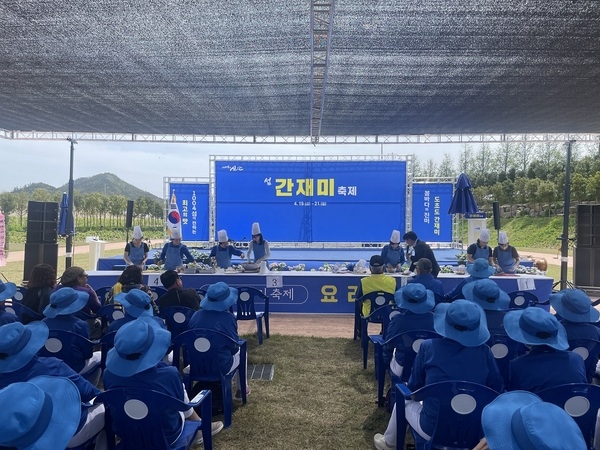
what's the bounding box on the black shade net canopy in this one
[1,0,600,139]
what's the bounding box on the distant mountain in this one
[13,173,162,202]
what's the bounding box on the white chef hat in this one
[498,231,509,244]
[390,230,401,244]
[252,222,261,235]
[479,229,490,242]
[218,230,229,243]
[171,229,182,240]
[132,226,143,239]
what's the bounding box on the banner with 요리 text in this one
[214,160,407,242]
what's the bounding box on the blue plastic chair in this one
[372,329,441,407]
[568,338,600,383]
[96,387,214,450]
[360,293,395,369]
[234,286,269,345]
[12,285,27,302]
[538,383,600,450]
[159,306,196,339]
[9,300,44,323]
[148,286,168,302]
[38,329,98,374]
[396,380,500,449]
[487,333,527,387]
[172,328,247,428]
[507,290,540,309]
[99,330,117,371]
[94,286,113,305]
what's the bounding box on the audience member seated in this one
[383,283,436,377]
[157,270,201,311]
[443,258,495,302]
[109,288,166,333]
[103,319,223,446]
[54,266,102,315]
[356,255,398,316]
[0,322,105,449]
[503,307,587,392]
[373,300,503,450]
[106,265,154,310]
[463,278,511,335]
[21,263,56,321]
[406,258,444,297]
[189,281,250,399]
[0,376,83,450]
[474,390,586,450]
[0,280,18,326]
[43,288,102,385]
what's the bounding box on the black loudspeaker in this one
[125,200,134,228]
[574,246,600,288]
[23,243,58,282]
[575,204,600,248]
[26,201,58,243]
[492,202,501,230]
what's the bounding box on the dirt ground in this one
[238,313,354,339]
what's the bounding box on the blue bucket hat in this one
[467,258,495,279]
[503,307,568,350]
[114,289,153,318]
[549,289,599,324]
[106,318,171,377]
[433,300,490,347]
[0,321,49,373]
[0,375,81,450]
[0,280,17,301]
[394,283,435,314]
[482,390,587,450]
[200,282,238,311]
[463,279,510,311]
[43,288,89,318]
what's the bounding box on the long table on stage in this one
[87,271,554,314]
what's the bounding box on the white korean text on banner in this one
[215,160,407,242]
[411,183,453,242]
[168,183,210,241]
[0,211,5,266]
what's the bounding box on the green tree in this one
[437,153,456,178]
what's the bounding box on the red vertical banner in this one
[0,210,5,266]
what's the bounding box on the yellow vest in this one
[360,274,397,316]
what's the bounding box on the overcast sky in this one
[0,139,463,198]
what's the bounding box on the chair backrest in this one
[360,291,395,318]
[148,286,168,302]
[537,383,600,449]
[96,387,207,450]
[386,329,442,382]
[12,286,27,302]
[38,329,96,373]
[568,338,600,383]
[487,333,527,387]
[9,300,44,323]
[402,380,500,449]
[236,286,269,320]
[96,304,126,324]
[158,306,196,338]
[94,286,113,305]
[100,330,117,371]
[172,328,239,381]
[508,290,539,309]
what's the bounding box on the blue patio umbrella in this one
[448,173,479,215]
[58,192,69,237]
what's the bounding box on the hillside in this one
[13,173,161,202]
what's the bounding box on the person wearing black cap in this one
[406,258,444,297]
[355,255,399,317]
[402,231,440,277]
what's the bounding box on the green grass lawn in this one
[198,335,390,450]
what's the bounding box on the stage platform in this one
[97,246,533,271]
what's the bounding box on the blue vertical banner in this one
[411,183,453,242]
[215,160,407,242]
[168,183,209,241]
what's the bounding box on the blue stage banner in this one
[412,183,453,242]
[168,183,209,241]
[215,160,407,242]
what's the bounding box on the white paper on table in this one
[517,277,536,291]
[147,274,162,287]
[266,275,283,288]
